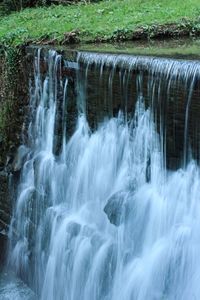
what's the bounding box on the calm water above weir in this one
[72,38,200,59]
[2,49,200,299]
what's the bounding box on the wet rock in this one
[102,243,117,295]
[104,191,127,226]
[0,135,3,147]
[0,173,10,234]
[12,145,29,173]
[91,233,104,249]
[0,180,9,266]
[66,221,81,237]
[6,145,17,167]
[0,210,10,227]
[61,30,80,45]
[0,231,7,266]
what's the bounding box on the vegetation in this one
[0,1,41,13]
[0,0,95,15]
[0,0,200,45]
[0,46,23,165]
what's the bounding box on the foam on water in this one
[0,270,35,300]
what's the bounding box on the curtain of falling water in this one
[8,50,200,300]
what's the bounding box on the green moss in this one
[0,46,22,165]
[0,0,200,45]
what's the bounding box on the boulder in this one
[104,191,127,226]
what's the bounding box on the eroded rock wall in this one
[0,47,32,263]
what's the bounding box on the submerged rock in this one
[0,270,36,300]
[104,191,127,226]
[66,221,81,237]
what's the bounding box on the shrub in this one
[0,0,50,14]
[0,0,101,15]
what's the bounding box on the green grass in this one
[0,0,200,45]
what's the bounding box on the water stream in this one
[4,50,200,299]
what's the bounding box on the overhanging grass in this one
[0,0,200,45]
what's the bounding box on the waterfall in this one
[8,49,200,300]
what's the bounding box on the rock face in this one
[0,172,10,265]
[0,172,10,228]
[0,48,32,265]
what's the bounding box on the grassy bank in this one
[0,0,200,45]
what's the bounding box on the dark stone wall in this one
[76,62,200,169]
[0,172,9,265]
[24,47,200,168]
[0,48,33,263]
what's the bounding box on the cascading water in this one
[7,49,200,300]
